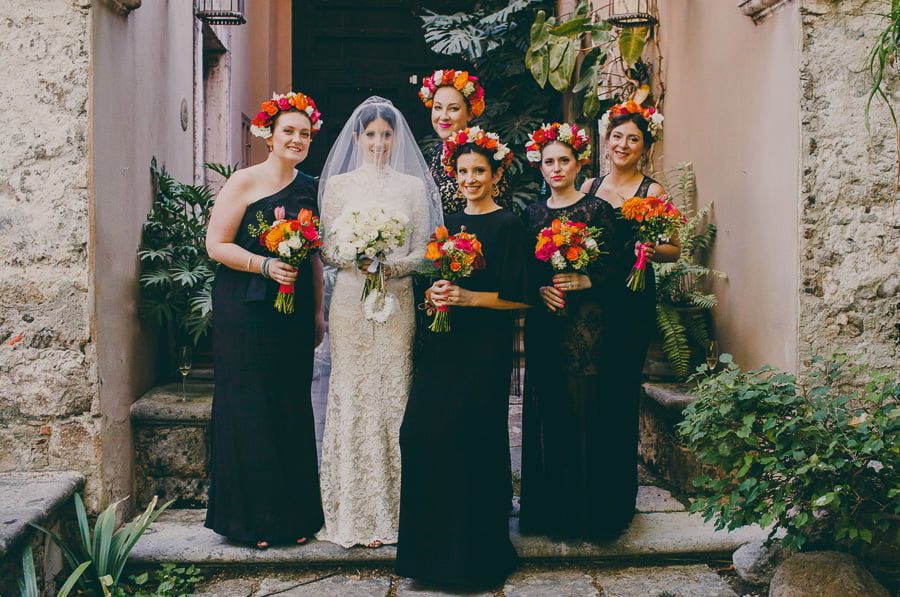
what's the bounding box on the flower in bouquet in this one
[620,195,684,292]
[423,225,485,333]
[332,203,409,323]
[247,206,322,313]
[534,218,603,315]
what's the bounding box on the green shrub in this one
[677,354,899,553]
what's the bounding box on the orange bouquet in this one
[423,225,485,332]
[248,206,322,313]
[534,218,603,315]
[620,195,683,292]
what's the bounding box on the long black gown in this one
[205,171,324,544]
[397,209,526,589]
[519,193,633,541]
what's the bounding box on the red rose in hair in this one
[277,97,291,110]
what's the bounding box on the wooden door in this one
[292,0,473,175]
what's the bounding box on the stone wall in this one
[0,2,102,509]
[799,0,899,372]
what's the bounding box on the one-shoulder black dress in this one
[205,171,324,543]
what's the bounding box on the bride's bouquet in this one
[620,195,683,292]
[332,203,409,323]
[248,206,323,314]
[423,225,485,333]
[534,218,603,316]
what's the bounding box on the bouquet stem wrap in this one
[626,241,649,292]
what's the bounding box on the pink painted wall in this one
[657,1,801,372]
[91,0,196,507]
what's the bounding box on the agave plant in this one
[29,493,173,596]
[18,544,90,597]
[138,160,234,344]
[652,163,726,379]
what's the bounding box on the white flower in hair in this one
[527,150,541,162]
[433,70,444,84]
[251,125,272,139]
[462,82,475,95]
[558,127,573,142]
[420,86,430,98]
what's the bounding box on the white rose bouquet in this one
[332,203,409,322]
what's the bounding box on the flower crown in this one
[600,99,664,141]
[525,123,592,167]
[250,91,323,139]
[418,69,486,117]
[441,126,513,177]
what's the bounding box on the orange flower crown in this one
[601,99,664,141]
[250,91,323,139]
[418,69,485,117]
[525,123,592,167]
[440,126,513,177]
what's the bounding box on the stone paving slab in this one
[129,508,765,566]
[504,570,597,596]
[0,471,84,558]
[642,383,696,411]
[635,485,685,512]
[395,578,492,596]
[255,575,391,596]
[131,382,214,423]
[594,564,738,597]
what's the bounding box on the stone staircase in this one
[128,373,767,595]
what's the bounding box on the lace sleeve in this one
[387,177,429,278]
[319,176,356,269]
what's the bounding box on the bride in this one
[316,97,441,548]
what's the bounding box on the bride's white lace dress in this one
[316,162,429,548]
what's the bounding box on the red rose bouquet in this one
[423,225,485,332]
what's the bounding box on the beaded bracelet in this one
[261,257,273,279]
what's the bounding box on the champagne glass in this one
[705,340,719,372]
[178,345,193,400]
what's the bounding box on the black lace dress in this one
[205,172,324,544]
[397,209,527,589]
[519,193,634,541]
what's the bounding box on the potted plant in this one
[645,162,726,380]
[138,159,234,375]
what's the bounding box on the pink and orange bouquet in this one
[620,195,684,292]
[534,219,603,315]
[248,206,322,314]
[423,225,485,332]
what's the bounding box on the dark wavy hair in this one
[452,144,503,173]
[605,112,653,149]
[357,104,397,130]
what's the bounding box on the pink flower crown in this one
[601,99,664,141]
[525,123,592,167]
[418,69,485,117]
[441,126,513,177]
[250,91,323,139]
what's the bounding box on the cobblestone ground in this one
[192,561,761,596]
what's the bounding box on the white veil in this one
[317,96,442,234]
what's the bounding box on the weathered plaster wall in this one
[799,0,899,371]
[0,2,102,509]
[91,0,196,509]
[658,0,802,372]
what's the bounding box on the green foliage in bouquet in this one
[138,160,233,344]
[652,163,725,379]
[677,355,899,554]
[27,493,173,596]
[418,0,561,211]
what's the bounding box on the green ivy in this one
[138,160,232,345]
[677,355,900,554]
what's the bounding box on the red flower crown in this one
[418,69,485,117]
[250,91,323,139]
[440,126,513,177]
[525,123,592,167]
[601,99,664,140]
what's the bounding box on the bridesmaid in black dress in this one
[204,92,325,548]
[519,125,636,540]
[397,129,527,589]
[417,68,510,212]
[579,105,679,521]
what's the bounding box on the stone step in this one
[129,508,765,568]
[188,564,742,596]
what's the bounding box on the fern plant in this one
[418,0,560,211]
[652,163,726,379]
[138,160,233,345]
